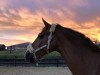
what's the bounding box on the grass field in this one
[0,49,25,59]
[0,67,72,75]
[0,49,61,59]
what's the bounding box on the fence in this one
[0,59,66,67]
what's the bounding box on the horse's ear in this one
[42,18,50,28]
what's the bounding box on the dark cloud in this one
[1,0,100,25]
[4,0,40,12]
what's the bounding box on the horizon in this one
[0,0,100,46]
[7,41,100,47]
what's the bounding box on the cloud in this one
[0,38,27,46]
[77,27,100,42]
[0,0,100,46]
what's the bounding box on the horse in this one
[25,19,100,75]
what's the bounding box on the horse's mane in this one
[57,25,100,52]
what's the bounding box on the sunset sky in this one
[0,0,100,46]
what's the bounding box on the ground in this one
[0,67,72,75]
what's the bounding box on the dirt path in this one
[0,67,72,75]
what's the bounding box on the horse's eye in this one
[38,32,49,39]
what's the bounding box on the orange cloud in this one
[0,38,27,46]
[0,0,100,46]
[77,28,100,42]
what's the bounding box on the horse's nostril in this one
[25,51,35,63]
[29,53,35,63]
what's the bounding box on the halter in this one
[26,23,57,66]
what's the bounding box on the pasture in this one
[0,67,72,75]
[0,49,61,59]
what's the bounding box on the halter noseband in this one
[26,23,57,66]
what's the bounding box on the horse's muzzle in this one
[25,51,35,63]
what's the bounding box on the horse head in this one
[25,19,59,64]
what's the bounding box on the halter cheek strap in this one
[47,23,57,50]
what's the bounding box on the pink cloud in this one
[0,0,100,46]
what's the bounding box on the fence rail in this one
[0,59,66,67]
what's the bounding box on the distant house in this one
[95,42,100,48]
[95,42,100,45]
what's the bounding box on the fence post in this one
[13,56,16,66]
[56,59,59,67]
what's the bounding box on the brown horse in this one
[25,19,100,75]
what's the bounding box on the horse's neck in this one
[56,31,97,75]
